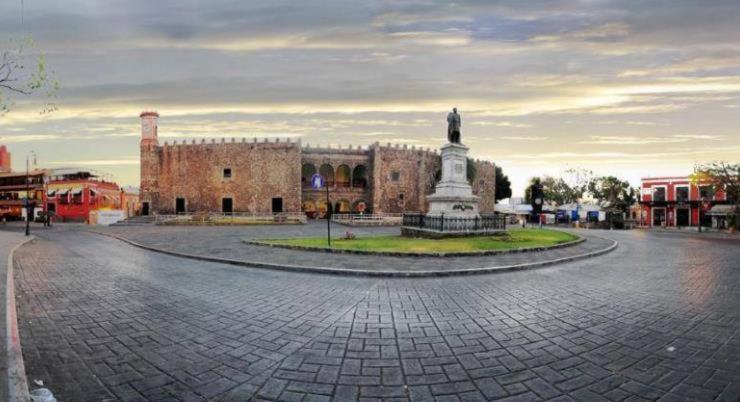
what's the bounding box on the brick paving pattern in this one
[99,223,614,272]
[12,228,740,401]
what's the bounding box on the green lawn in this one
[261,229,578,254]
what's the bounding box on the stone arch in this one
[301,163,316,187]
[352,165,368,188]
[352,199,368,213]
[317,198,332,218]
[319,164,335,186]
[302,199,317,219]
[335,199,351,213]
[301,199,316,212]
[336,164,351,188]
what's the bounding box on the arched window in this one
[302,199,318,219]
[335,199,351,213]
[301,163,316,187]
[301,199,316,212]
[352,165,367,188]
[352,199,367,213]
[336,165,351,188]
[319,164,335,187]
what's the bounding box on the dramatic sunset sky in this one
[2,0,739,195]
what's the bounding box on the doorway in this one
[222,198,233,214]
[652,208,665,227]
[175,198,186,214]
[271,197,283,213]
[142,202,150,216]
[676,208,689,227]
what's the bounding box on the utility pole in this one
[25,153,31,236]
[326,182,331,247]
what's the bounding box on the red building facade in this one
[46,169,125,222]
[639,176,726,227]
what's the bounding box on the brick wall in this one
[370,144,441,214]
[141,137,496,215]
[141,139,301,214]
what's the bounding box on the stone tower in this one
[140,111,159,147]
[139,111,160,215]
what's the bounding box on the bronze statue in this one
[447,107,461,143]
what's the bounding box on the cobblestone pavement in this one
[12,229,740,401]
[97,223,614,272]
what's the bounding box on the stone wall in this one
[370,144,441,214]
[141,138,301,214]
[140,135,496,215]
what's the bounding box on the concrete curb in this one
[244,235,585,258]
[92,231,618,277]
[638,228,740,241]
[6,236,34,402]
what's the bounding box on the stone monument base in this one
[401,142,505,238]
[401,212,506,238]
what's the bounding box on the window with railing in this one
[699,186,713,200]
[675,186,689,202]
[653,187,666,202]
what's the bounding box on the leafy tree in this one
[466,158,477,184]
[524,175,583,206]
[524,176,540,204]
[0,38,59,115]
[694,161,740,229]
[587,176,635,213]
[494,166,512,201]
[561,168,593,201]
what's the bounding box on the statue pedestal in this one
[402,141,506,238]
[427,143,480,216]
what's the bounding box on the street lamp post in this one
[25,152,31,236]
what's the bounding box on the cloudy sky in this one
[1,0,739,195]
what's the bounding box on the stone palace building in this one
[139,111,496,216]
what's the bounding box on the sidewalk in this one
[0,231,33,401]
[637,227,739,241]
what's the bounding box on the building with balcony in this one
[0,170,48,220]
[46,168,128,222]
[639,176,729,228]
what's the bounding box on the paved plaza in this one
[9,226,740,401]
[97,223,615,273]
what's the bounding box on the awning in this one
[56,189,69,196]
[70,187,83,196]
[707,204,735,216]
[46,189,56,196]
[89,189,96,197]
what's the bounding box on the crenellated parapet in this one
[138,111,496,215]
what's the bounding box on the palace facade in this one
[139,112,496,216]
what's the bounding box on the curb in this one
[638,228,740,242]
[92,231,618,277]
[244,236,585,258]
[6,236,34,402]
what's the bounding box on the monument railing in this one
[332,213,403,226]
[402,213,506,232]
